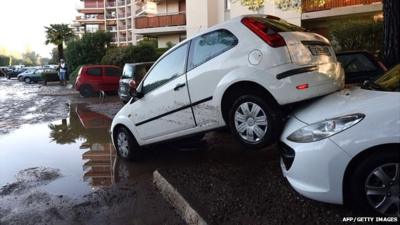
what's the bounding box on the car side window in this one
[188,29,238,71]
[142,43,188,93]
[105,67,122,77]
[87,67,102,76]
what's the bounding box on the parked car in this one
[119,62,154,103]
[6,68,27,79]
[110,15,345,160]
[75,65,122,97]
[17,69,41,82]
[336,51,387,84]
[280,64,400,216]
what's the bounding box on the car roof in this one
[124,62,154,66]
[82,65,121,68]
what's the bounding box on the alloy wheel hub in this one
[365,163,399,216]
[234,101,268,143]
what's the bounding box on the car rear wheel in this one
[24,77,32,84]
[114,126,142,160]
[349,151,399,216]
[228,95,280,149]
[79,85,94,97]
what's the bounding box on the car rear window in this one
[249,16,305,32]
[87,67,102,76]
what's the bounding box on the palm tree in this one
[44,24,75,61]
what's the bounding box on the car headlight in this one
[287,113,365,143]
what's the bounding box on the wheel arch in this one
[220,81,280,124]
[342,143,400,206]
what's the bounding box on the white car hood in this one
[293,87,385,124]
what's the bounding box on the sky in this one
[0,0,80,58]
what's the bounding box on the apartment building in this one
[73,0,383,47]
[74,0,136,45]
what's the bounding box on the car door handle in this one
[174,83,186,91]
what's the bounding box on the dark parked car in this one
[336,51,387,84]
[6,68,27,79]
[118,62,153,103]
[75,65,122,97]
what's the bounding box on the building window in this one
[225,0,231,11]
[86,25,100,33]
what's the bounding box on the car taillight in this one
[241,17,286,48]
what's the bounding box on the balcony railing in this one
[119,36,127,42]
[302,0,381,13]
[119,25,127,30]
[76,15,104,20]
[135,13,186,29]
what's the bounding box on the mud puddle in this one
[0,104,184,225]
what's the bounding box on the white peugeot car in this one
[280,65,400,216]
[111,15,344,159]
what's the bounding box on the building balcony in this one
[75,15,105,24]
[135,13,186,29]
[302,0,381,13]
[107,26,118,32]
[77,0,104,13]
[117,0,126,7]
[119,25,127,30]
[106,1,116,7]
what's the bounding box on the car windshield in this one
[362,64,400,92]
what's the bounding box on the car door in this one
[128,43,196,140]
[85,67,103,91]
[103,67,122,91]
[186,29,239,127]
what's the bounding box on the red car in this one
[75,65,122,97]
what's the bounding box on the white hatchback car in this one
[111,15,344,159]
[280,65,400,216]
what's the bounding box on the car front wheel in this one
[114,126,142,160]
[349,150,399,216]
[24,77,32,84]
[228,95,280,149]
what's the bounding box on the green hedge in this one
[330,19,383,54]
[69,66,82,85]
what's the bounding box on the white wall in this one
[158,34,181,48]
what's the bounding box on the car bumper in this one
[280,116,351,204]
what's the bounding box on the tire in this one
[7,75,10,79]
[228,94,281,149]
[24,77,32,84]
[114,126,142,160]
[79,85,93,97]
[348,151,399,216]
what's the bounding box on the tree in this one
[44,24,75,61]
[64,31,112,71]
[383,0,400,68]
[22,51,40,66]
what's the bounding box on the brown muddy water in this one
[0,104,115,197]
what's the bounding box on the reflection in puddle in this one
[0,104,117,197]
